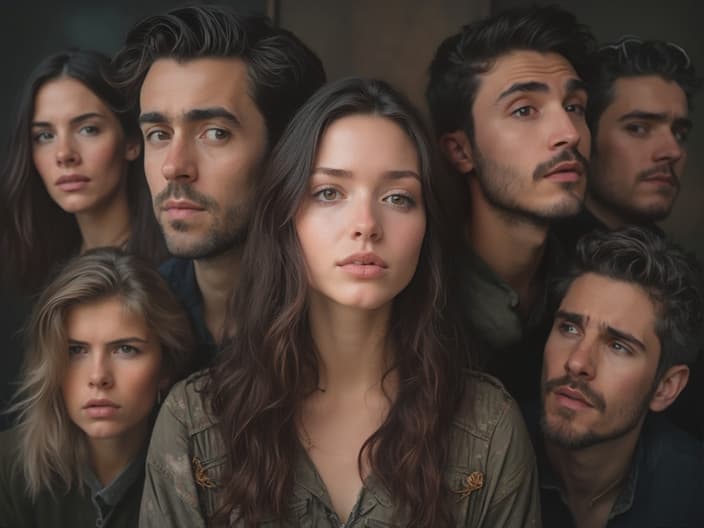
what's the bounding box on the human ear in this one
[125,137,141,161]
[649,365,689,412]
[439,130,475,175]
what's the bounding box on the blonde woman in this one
[0,248,194,527]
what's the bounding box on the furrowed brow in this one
[497,81,549,102]
[602,324,646,352]
[554,309,585,325]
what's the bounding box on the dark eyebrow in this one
[565,78,587,95]
[139,107,240,127]
[68,337,148,347]
[497,81,549,102]
[601,324,647,353]
[312,167,421,180]
[619,111,693,130]
[554,310,585,325]
[31,112,105,128]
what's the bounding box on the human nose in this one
[548,108,581,151]
[351,196,383,242]
[55,134,80,166]
[88,353,114,390]
[161,134,197,183]
[653,130,685,164]
[564,335,597,380]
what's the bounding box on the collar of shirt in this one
[83,446,147,525]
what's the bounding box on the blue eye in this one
[68,344,86,356]
[115,344,139,356]
[33,131,54,144]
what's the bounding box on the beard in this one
[540,374,655,450]
[588,159,680,224]
[473,147,587,226]
[154,181,249,259]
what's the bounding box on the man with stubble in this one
[113,5,325,367]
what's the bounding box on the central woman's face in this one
[295,114,426,311]
[31,77,139,215]
[61,296,167,451]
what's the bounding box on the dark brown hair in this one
[0,49,166,289]
[206,78,468,526]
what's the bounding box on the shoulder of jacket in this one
[451,370,517,441]
[163,370,218,434]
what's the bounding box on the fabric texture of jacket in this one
[140,370,541,527]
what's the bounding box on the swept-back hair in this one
[553,227,704,377]
[8,247,195,498]
[112,4,326,148]
[426,5,597,142]
[587,36,702,134]
[0,49,166,289]
[206,78,467,526]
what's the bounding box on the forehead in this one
[606,75,688,118]
[65,296,148,336]
[560,272,659,342]
[33,77,110,119]
[475,50,581,102]
[139,57,258,120]
[314,114,419,173]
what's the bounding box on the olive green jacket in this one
[140,371,541,527]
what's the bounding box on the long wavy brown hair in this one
[206,78,470,527]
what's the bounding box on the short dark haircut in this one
[426,5,597,141]
[554,227,704,375]
[587,36,702,134]
[112,4,326,147]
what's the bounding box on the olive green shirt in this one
[140,371,540,527]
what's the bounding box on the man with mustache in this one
[555,36,700,245]
[426,6,596,399]
[538,227,704,527]
[113,5,325,367]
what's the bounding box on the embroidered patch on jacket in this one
[455,471,484,500]
[193,457,217,489]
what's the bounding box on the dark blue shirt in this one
[537,413,704,527]
[159,258,218,371]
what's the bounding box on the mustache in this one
[637,163,680,187]
[543,375,606,412]
[154,181,219,211]
[533,148,589,181]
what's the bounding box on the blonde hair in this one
[8,247,195,498]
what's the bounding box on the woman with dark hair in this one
[0,248,195,527]
[141,78,540,527]
[0,48,166,289]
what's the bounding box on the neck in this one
[467,181,548,309]
[544,425,641,517]
[75,188,131,252]
[193,247,242,344]
[86,421,148,487]
[584,195,630,229]
[308,296,394,394]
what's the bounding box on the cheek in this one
[32,148,55,186]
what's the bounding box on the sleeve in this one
[139,387,208,528]
[478,398,542,528]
